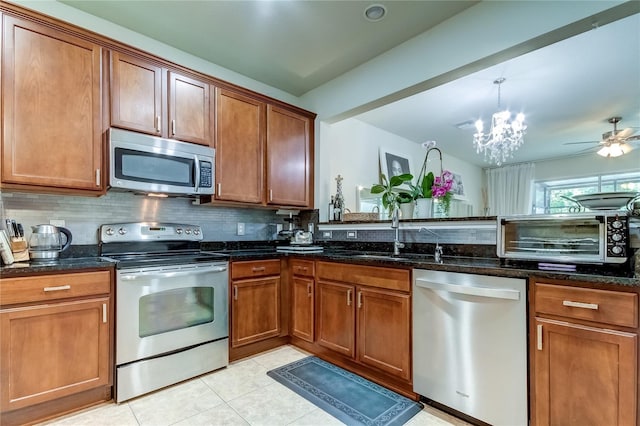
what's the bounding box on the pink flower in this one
[431,169,454,199]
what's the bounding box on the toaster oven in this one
[497,212,631,264]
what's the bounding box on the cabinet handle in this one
[43,285,71,292]
[307,283,312,297]
[537,324,543,350]
[252,267,266,272]
[233,285,238,300]
[95,169,101,186]
[347,289,352,306]
[156,116,161,132]
[562,300,599,310]
[171,119,176,135]
[357,291,362,308]
[217,183,221,195]
[102,303,107,323]
[269,189,273,201]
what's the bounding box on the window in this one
[533,171,640,214]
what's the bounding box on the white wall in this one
[319,119,483,221]
[533,150,640,182]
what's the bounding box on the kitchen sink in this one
[352,254,410,261]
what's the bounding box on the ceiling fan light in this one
[597,143,625,157]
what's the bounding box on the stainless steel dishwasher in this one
[413,269,527,426]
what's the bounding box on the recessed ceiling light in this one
[364,4,386,22]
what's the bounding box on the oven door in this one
[116,262,228,365]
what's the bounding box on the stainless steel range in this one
[100,222,229,403]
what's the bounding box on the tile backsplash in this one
[1,191,292,244]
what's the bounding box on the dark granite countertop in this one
[1,257,116,278]
[2,245,638,288]
[223,248,640,288]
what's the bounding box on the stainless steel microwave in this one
[108,128,214,196]
[497,212,631,264]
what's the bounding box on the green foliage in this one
[371,173,413,209]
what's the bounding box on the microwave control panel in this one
[606,216,628,258]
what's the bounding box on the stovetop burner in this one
[99,222,228,269]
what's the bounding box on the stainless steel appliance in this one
[28,224,72,261]
[497,212,631,264]
[413,270,528,426]
[100,222,229,403]
[108,128,214,196]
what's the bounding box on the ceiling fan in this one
[564,117,640,157]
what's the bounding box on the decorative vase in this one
[399,202,415,220]
[414,198,433,218]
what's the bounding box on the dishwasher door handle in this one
[415,279,520,300]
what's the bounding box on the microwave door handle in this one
[194,155,200,192]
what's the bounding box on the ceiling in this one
[58,1,640,167]
[58,0,478,96]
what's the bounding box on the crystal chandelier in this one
[473,78,526,166]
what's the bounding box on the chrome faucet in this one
[419,227,443,263]
[391,204,404,256]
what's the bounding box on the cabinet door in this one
[533,318,637,426]
[357,287,411,380]
[2,16,103,191]
[316,281,355,357]
[168,72,210,145]
[110,51,163,135]
[0,298,111,411]
[231,276,280,347]
[214,88,264,203]
[292,276,314,342]
[266,105,311,207]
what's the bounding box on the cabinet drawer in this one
[291,259,314,277]
[231,259,281,279]
[535,283,638,328]
[316,261,410,292]
[0,271,112,306]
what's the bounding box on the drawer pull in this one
[43,285,71,292]
[537,324,543,350]
[563,300,599,310]
[252,267,266,272]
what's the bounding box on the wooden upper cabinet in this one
[168,72,210,145]
[266,105,312,207]
[214,88,264,203]
[110,52,211,146]
[1,15,103,192]
[110,51,163,135]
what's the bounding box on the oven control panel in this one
[100,222,203,243]
[606,216,628,258]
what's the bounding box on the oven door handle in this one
[119,265,227,278]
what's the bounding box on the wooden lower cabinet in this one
[231,276,281,347]
[0,270,113,426]
[530,278,639,426]
[357,287,411,381]
[310,261,412,394]
[291,275,314,342]
[229,259,288,361]
[534,318,637,426]
[316,281,355,357]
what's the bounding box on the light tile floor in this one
[41,345,470,426]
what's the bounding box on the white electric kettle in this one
[28,224,72,261]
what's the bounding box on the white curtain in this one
[486,163,535,215]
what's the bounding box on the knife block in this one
[10,237,29,262]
